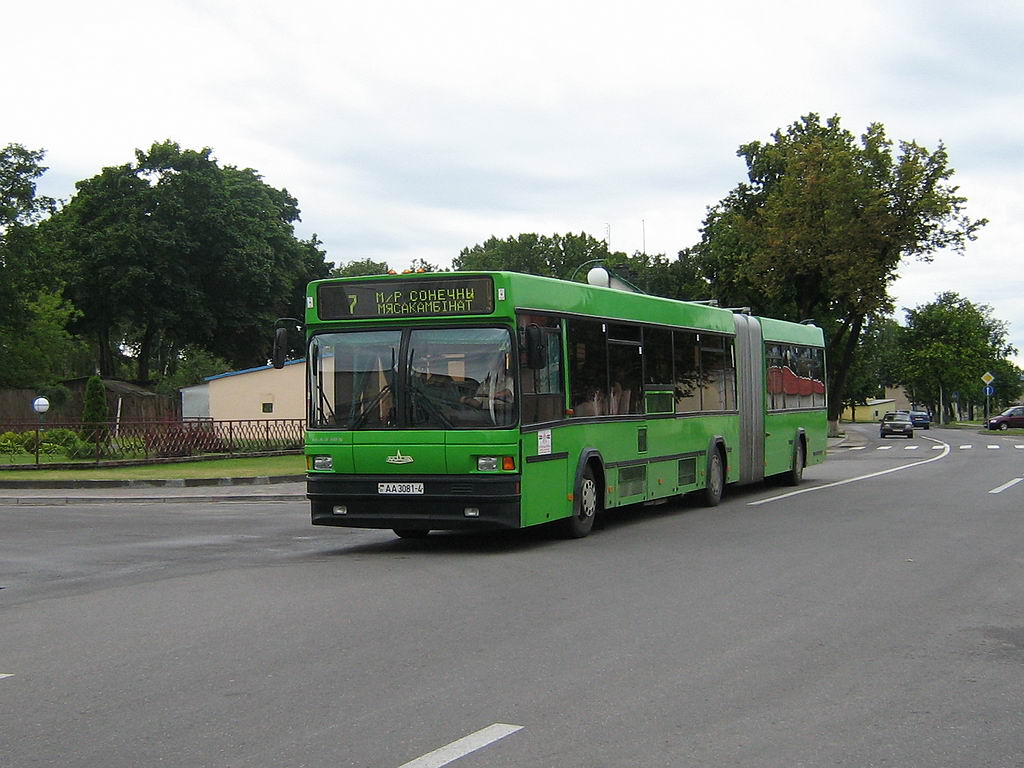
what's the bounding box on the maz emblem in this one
[386,449,414,465]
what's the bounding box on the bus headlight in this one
[312,455,333,471]
[477,456,498,471]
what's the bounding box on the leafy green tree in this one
[151,346,232,396]
[454,232,620,278]
[898,292,1018,421]
[0,290,86,389]
[44,141,330,382]
[690,114,986,433]
[0,144,88,388]
[331,258,390,277]
[456,232,709,301]
[605,250,710,301]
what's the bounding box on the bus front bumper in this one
[307,474,521,531]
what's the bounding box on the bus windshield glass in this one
[309,327,516,429]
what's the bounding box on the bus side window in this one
[700,335,728,411]
[674,331,701,413]
[568,318,607,417]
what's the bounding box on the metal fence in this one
[0,419,305,466]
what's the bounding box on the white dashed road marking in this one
[959,445,973,450]
[397,724,523,768]
[905,445,919,450]
[751,438,951,506]
[987,445,1000,449]
[878,446,892,450]
[989,478,1023,495]
[0,674,12,680]
[849,446,865,451]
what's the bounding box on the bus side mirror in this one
[272,317,303,369]
[525,324,547,369]
[272,327,289,369]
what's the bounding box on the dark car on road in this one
[880,411,914,439]
[987,406,1024,430]
[909,410,931,429]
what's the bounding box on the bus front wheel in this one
[562,464,599,538]
[702,449,724,507]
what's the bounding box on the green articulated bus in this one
[274,271,826,539]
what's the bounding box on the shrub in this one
[0,436,24,456]
[20,431,41,452]
[43,428,79,449]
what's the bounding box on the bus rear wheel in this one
[562,464,599,538]
[702,449,724,507]
[785,439,805,486]
[393,529,430,539]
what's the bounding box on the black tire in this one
[561,464,599,538]
[999,423,1008,431]
[907,431,914,438]
[880,432,887,439]
[702,448,724,507]
[393,528,430,539]
[785,439,805,486]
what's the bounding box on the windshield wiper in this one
[409,380,454,428]
[350,384,393,429]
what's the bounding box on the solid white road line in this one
[0,674,12,680]
[749,438,951,506]
[397,724,523,768]
[988,478,1023,495]
[1016,444,1024,449]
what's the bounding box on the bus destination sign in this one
[318,276,495,319]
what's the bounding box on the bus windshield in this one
[309,327,516,430]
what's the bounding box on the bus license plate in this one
[378,482,424,495]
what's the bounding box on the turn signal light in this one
[502,456,515,471]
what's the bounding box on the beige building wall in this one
[207,361,306,421]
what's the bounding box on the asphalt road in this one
[2,424,1023,767]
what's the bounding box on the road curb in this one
[0,474,306,490]
[2,493,305,506]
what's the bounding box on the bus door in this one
[519,316,570,527]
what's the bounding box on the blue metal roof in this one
[204,358,305,382]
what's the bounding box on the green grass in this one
[0,454,305,481]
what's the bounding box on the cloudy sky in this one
[10,0,1023,368]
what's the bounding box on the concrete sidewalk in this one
[0,477,306,506]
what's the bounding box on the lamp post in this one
[32,396,50,466]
